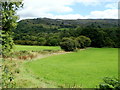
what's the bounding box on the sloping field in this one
[25,48,118,88]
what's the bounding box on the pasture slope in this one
[25,48,118,88]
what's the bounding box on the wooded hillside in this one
[13,18,119,48]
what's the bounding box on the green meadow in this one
[14,45,61,51]
[24,48,118,88]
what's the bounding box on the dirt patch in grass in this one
[31,51,72,61]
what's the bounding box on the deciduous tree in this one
[1,0,23,56]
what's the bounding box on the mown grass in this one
[14,45,61,51]
[25,48,118,88]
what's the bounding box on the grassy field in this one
[24,48,118,88]
[14,45,61,51]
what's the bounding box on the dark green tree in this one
[76,36,91,48]
[81,26,105,47]
[38,37,46,46]
[60,37,78,51]
[46,34,60,46]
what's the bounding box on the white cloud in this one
[105,3,118,9]
[17,0,75,19]
[51,9,118,19]
[17,0,119,20]
[86,9,118,19]
[51,14,87,19]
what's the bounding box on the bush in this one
[46,38,60,46]
[76,36,91,48]
[60,38,78,51]
[38,38,46,46]
[2,60,16,88]
[98,77,120,90]
[46,36,60,46]
[104,37,115,47]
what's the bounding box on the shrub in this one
[98,77,120,90]
[76,36,91,48]
[38,38,46,46]
[46,38,60,46]
[46,36,60,46]
[2,61,16,88]
[60,37,77,51]
[104,37,115,47]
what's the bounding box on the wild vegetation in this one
[99,77,120,89]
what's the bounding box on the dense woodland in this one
[13,18,120,48]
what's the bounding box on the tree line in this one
[13,23,119,49]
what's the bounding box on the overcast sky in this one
[17,0,119,20]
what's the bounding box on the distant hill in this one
[14,18,118,34]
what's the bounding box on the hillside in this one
[14,18,118,34]
[13,18,119,48]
